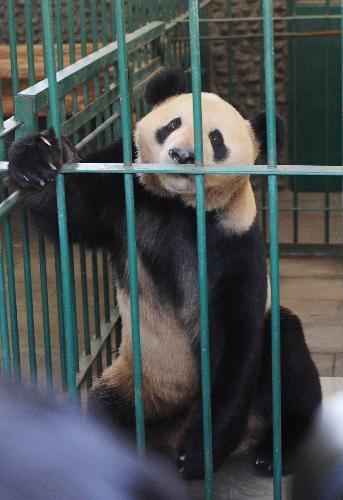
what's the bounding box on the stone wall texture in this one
[208,0,288,127]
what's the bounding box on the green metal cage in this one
[0,1,342,499]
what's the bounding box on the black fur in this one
[250,112,286,157]
[144,68,188,107]
[208,129,229,162]
[156,117,182,145]
[7,72,320,480]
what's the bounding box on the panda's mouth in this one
[160,174,195,194]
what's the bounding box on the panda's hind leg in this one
[253,307,322,475]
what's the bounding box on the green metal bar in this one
[41,0,61,133]
[262,0,282,499]
[103,251,112,364]
[4,217,21,379]
[54,244,67,389]
[56,175,77,399]
[172,32,342,41]
[66,0,80,144]
[0,117,22,141]
[6,0,20,97]
[2,158,343,175]
[0,238,11,376]
[101,0,112,145]
[115,0,145,456]
[21,211,37,383]
[92,249,101,338]
[226,0,233,100]
[3,162,343,176]
[38,232,53,391]
[90,0,103,150]
[25,0,36,86]
[102,250,111,322]
[79,246,91,355]
[55,0,64,70]
[0,79,4,162]
[69,244,80,371]
[16,22,165,113]
[189,1,213,498]
[288,0,298,244]
[41,0,76,395]
[79,0,92,147]
[180,15,342,23]
[324,0,330,244]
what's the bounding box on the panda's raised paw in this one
[8,128,62,189]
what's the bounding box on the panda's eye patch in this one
[209,129,229,162]
[156,117,182,144]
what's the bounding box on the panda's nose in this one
[169,148,195,165]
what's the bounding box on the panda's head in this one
[135,68,284,208]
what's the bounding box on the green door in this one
[288,0,342,191]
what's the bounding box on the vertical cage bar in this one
[38,233,53,391]
[189,1,213,498]
[324,0,330,243]
[0,79,4,161]
[92,250,102,382]
[54,245,67,389]
[289,0,298,244]
[226,0,233,101]
[25,0,36,86]
[21,211,37,384]
[79,246,91,355]
[262,1,282,499]
[69,244,80,370]
[41,0,77,397]
[55,0,64,70]
[0,238,11,376]
[66,0,80,143]
[102,250,111,322]
[41,0,61,133]
[4,217,20,379]
[115,0,145,456]
[56,175,77,399]
[92,249,101,337]
[6,0,20,97]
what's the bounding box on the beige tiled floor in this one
[278,256,343,376]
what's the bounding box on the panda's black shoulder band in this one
[144,68,188,107]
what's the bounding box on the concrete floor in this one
[188,378,343,500]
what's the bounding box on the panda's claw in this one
[49,162,57,170]
[40,136,51,146]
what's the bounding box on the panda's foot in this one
[8,128,62,189]
[253,447,294,477]
[177,428,205,480]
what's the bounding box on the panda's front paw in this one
[177,428,205,480]
[8,128,62,189]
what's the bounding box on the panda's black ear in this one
[250,112,286,156]
[144,68,188,107]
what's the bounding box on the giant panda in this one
[7,68,321,480]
